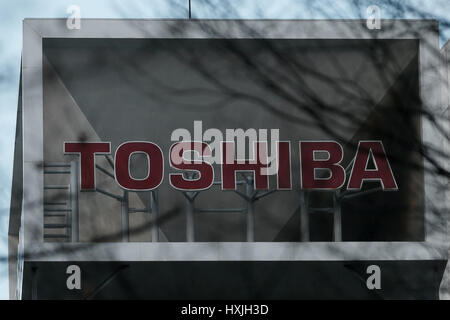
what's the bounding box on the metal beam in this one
[333,193,342,241]
[186,197,195,242]
[246,177,255,242]
[151,190,159,242]
[70,160,79,242]
[121,191,129,242]
[300,191,309,242]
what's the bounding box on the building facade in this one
[9,19,449,299]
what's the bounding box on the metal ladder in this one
[43,160,79,242]
[43,155,160,242]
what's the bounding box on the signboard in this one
[12,19,447,299]
[41,35,426,244]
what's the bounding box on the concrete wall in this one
[8,70,23,300]
[439,41,450,299]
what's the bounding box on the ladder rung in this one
[44,234,69,239]
[44,170,71,174]
[44,208,71,212]
[44,185,69,190]
[44,224,70,229]
[44,163,71,168]
[44,202,67,206]
[44,213,66,217]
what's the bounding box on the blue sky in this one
[0,0,449,299]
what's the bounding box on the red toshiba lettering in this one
[277,141,292,189]
[169,141,214,191]
[347,141,398,190]
[64,142,111,190]
[300,141,345,189]
[221,141,269,190]
[115,142,163,191]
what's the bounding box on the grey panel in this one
[43,38,423,242]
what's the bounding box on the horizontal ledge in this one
[24,242,448,262]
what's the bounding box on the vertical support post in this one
[246,177,255,242]
[31,266,38,300]
[151,190,159,242]
[299,191,309,241]
[121,190,129,242]
[333,192,342,241]
[188,0,191,19]
[70,160,79,242]
[186,194,195,242]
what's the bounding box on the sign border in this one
[21,19,448,262]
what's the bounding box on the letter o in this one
[115,141,164,190]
